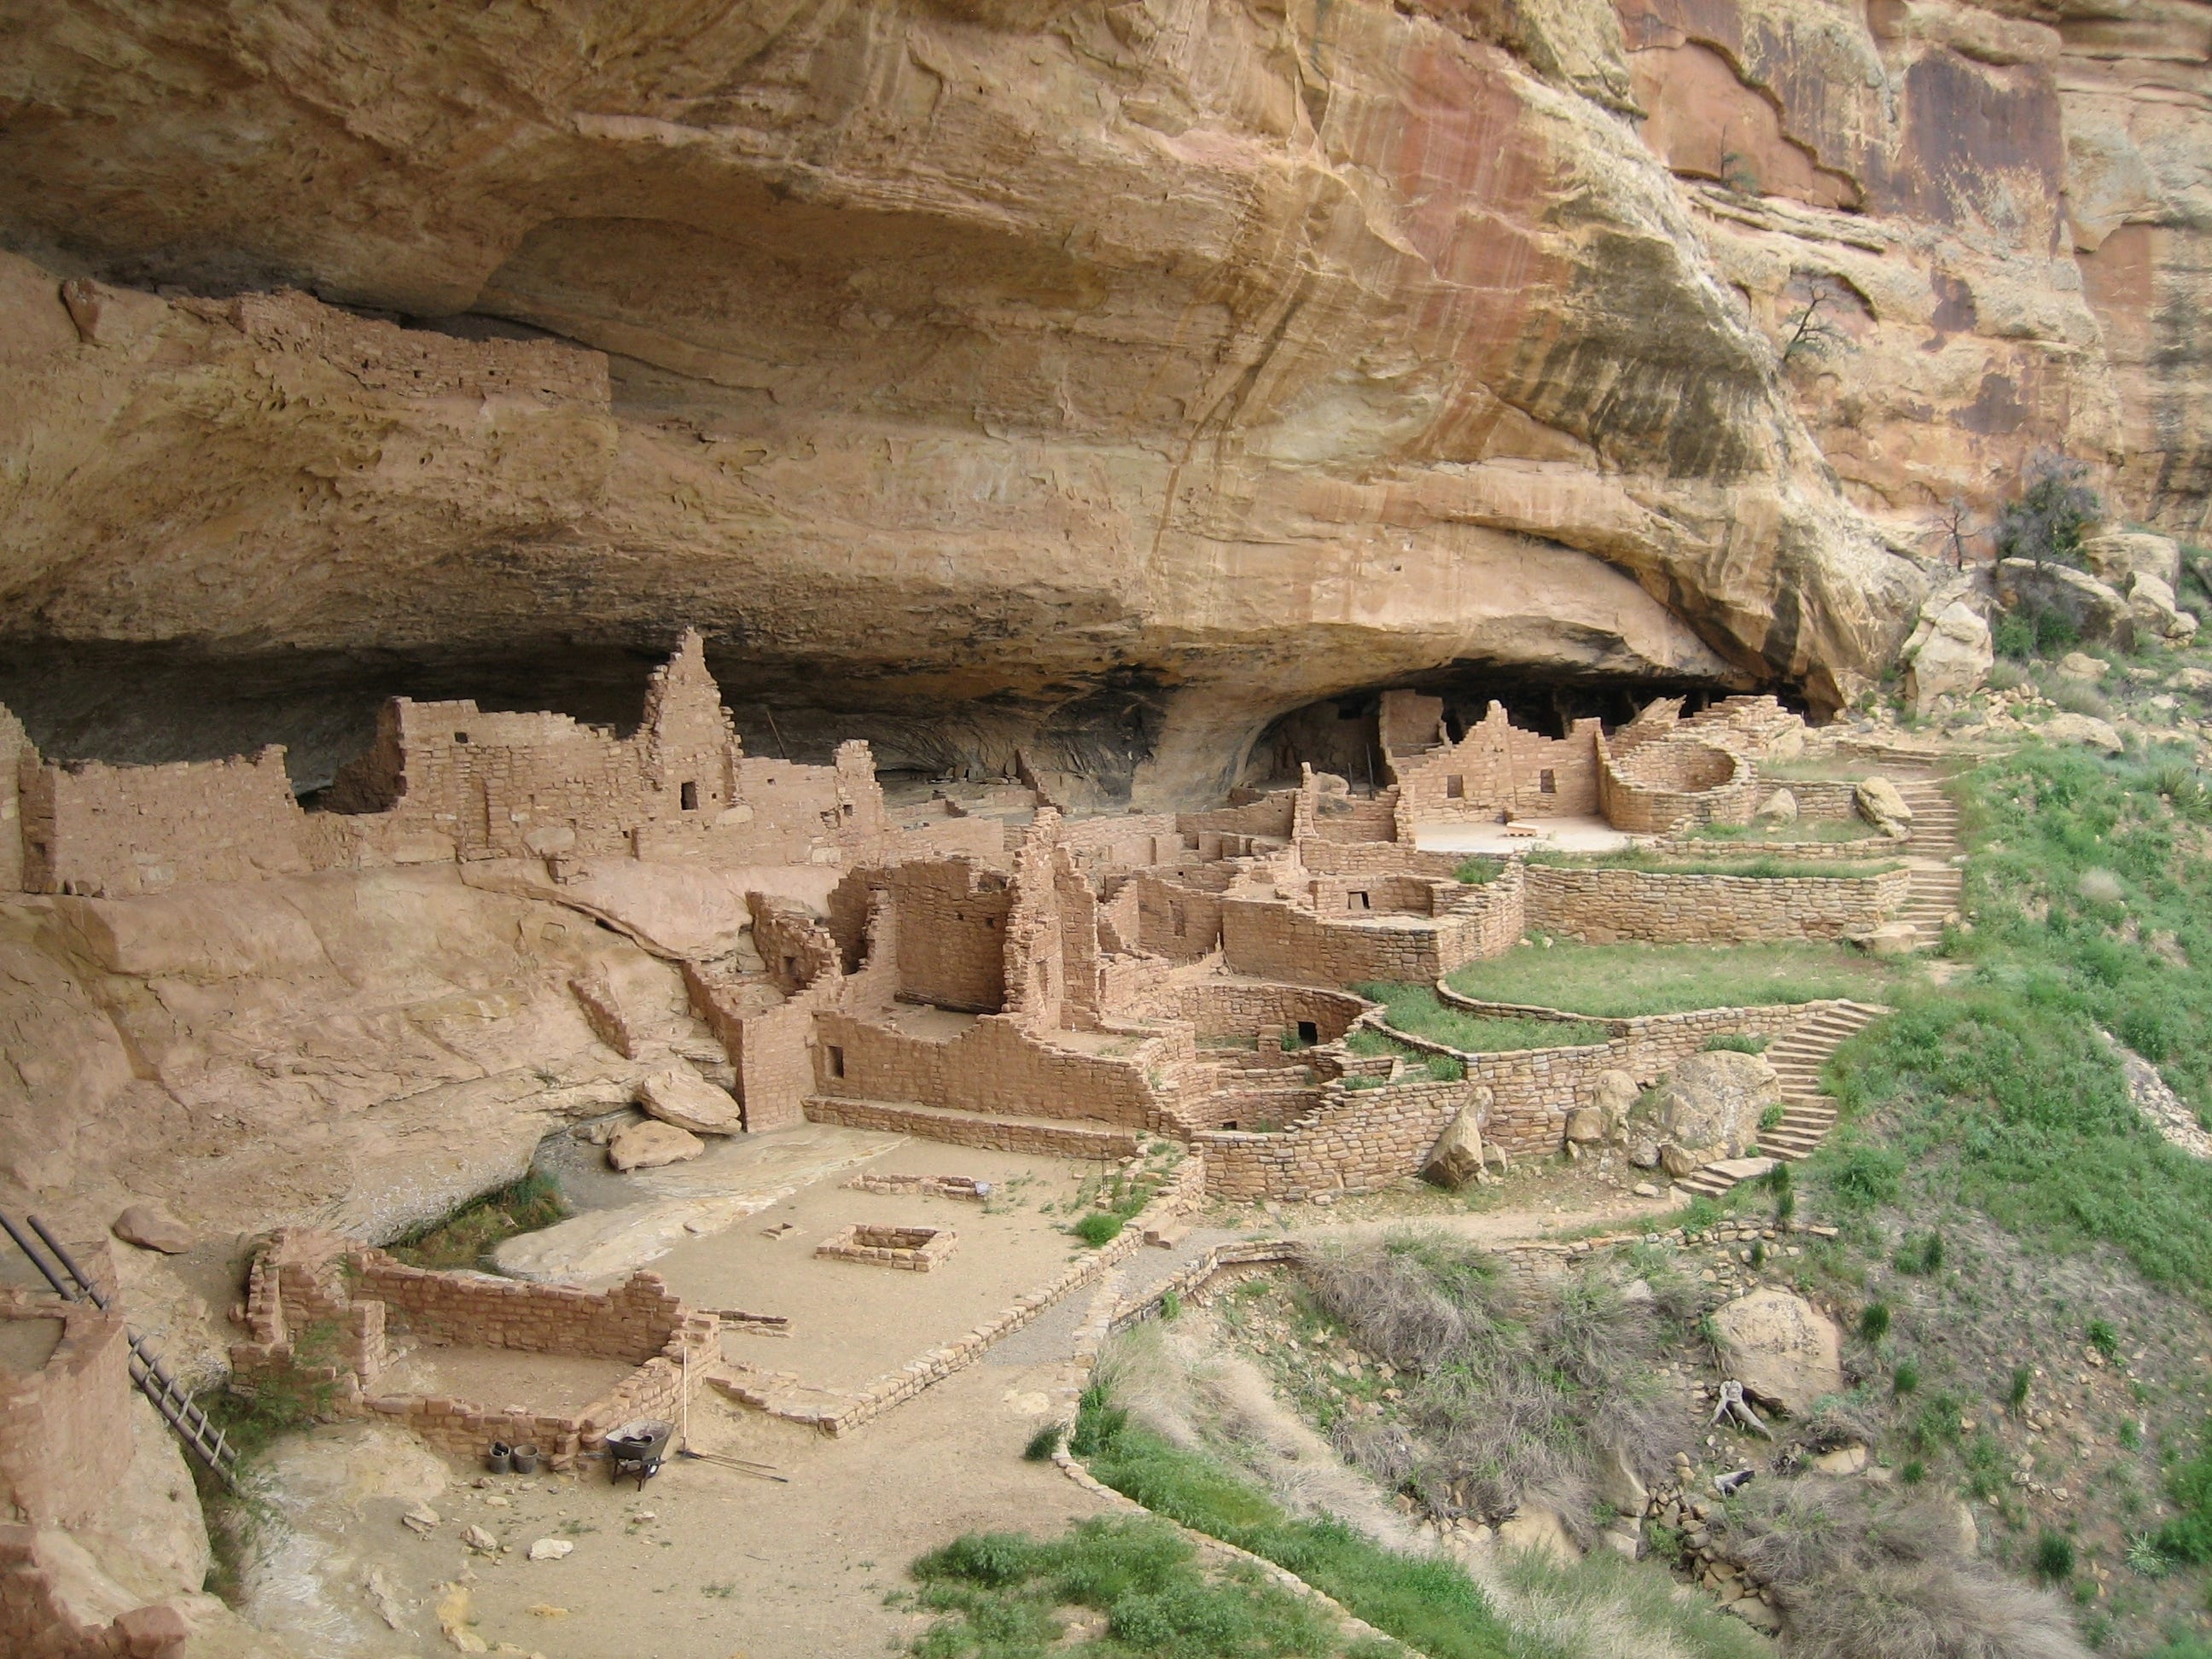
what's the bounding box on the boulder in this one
[1592,1069,1640,1132]
[1421,1088,1496,1188]
[1627,1140,1661,1170]
[1853,777,1914,840]
[2041,712,2124,754]
[1563,1105,1607,1144]
[634,1062,742,1135]
[1654,1050,1781,1164]
[1994,558,2134,649]
[2055,650,2108,682]
[607,1119,704,1171]
[111,1203,193,1254]
[1752,788,1799,824]
[1496,1505,1580,1563]
[2081,529,2183,593]
[1902,598,1993,714]
[1593,1446,1647,1519]
[2128,571,2200,645]
[1860,921,1924,958]
[1659,1143,1700,1179]
[1711,1288,1843,1415]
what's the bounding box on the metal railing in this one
[0,1212,238,1489]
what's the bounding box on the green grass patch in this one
[1070,1385,1514,1658]
[905,1516,1377,1657]
[1453,856,1506,885]
[1682,818,1879,845]
[1524,847,1900,880]
[1446,940,1906,1017]
[1069,1146,1183,1248]
[1342,1026,1464,1082]
[387,1169,568,1270]
[1805,743,2212,1302]
[1351,983,1608,1053]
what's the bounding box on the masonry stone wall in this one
[1385,697,1602,826]
[1179,794,1297,843]
[1060,812,1185,869]
[1523,863,1907,943]
[1305,873,1437,917]
[18,748,309,896]
[0,1523,191,1659]
[1220,864,1522,987]
[1198,1076,1471,1202]
[0,708,30,893]
[882,859,1011,1012]
[1307,789,1400,843]
[1294,839,1463,879]
[0,1298,133,1530]
[1163,981,1371,1044]
[1126,871,1230,960]
[1595,732,1756,834]
[812,1010,1162,1128]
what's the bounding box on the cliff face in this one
[0,0,2202,792]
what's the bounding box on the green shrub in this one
[2008,1367,2033,1412]
[1074,1212,1126,1248]
[2086,1318,2118,1359]
[1994,456,2099,570]
[1453,856,1505,885]
[2031,1529,2075,1583]
[1858,1301,1890,1343]
[1351,984,1607,1053]
[1892,1359,1920,1396]
[1706,1033,1770,1055]
[1022,1423,1065,1463]
[387,1168,568,1270]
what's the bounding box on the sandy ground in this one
[1409,815,1632,855]
[621,1140,1103,1394]
[381,1345,641,1418]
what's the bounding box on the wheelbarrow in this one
[604,1418,674,1489]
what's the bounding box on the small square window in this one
[1349,891,1371,911]
[1445,775,1464,800]
[1539,768,1557,795]
[453,731,469,745]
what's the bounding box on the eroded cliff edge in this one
[0,0,2202,794]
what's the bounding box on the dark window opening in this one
[453,731,469,744]
[782,954,798,978]
[1171,903,1187,938]
[1223,1121,1240,1131]
[825,1044,846,1080]
[1539,768,1557,795]
[841,802,855,817]
[680,780,699,811]
[1296,1021,1319,1045]
[1445,775,1464,800]
[1349,891,1371,911]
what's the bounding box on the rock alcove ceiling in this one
[0,0,2206,796]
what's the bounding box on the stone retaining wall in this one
[1523,863,1907,944]
[804,1097,1144,1159]
[1220,864,1522,986]
[1596,733,1756,835]
[0,1287,133,1530]
[1197,1076,1472,1202]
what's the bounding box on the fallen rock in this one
[1853,776,1914,839]
[1627,1141,1661,1170]
[2081,529,2183,593]
[1496,1505,1581,1562]
[2129,571,2200,645]
[1860,920,1923,958]
[1592,1069,1640,1133]
[1653,1050,1780,1164]
[1903,598,1993,714]
[1711,1288,1843,1415]
[1811,1442,1867,1475]
[1594,1446,1647,1519]
[401,1504,440,1535]
[607,1120,704,1171]
[1752,788,1799,824]
[634,1062,742,1135]
[1658,1143,1700,1179]
[1563,1105,1607,1144]
[1420,1088,1497,1188]
[2055,650,2108,682]
[527,1538,573,1562]
[1995,559,2135,649]
[1632,1181,1661,1198]
[2041,712,2124,754]
[111,1203,193,1254]
[462,1525,498,1552]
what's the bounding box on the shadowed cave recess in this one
[0,636,1742,809]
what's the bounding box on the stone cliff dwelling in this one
[11,0,2202,1648]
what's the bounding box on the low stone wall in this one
[1294,840,1463,879]
[1220,864,1522,986]
[1161,981,1371,1044]
[1596,734,1756,835]
[1197,1075,1472,1202]
[805,1096,1144,1159]
[230,1229,716,1470]
[1523,863,1907,944]
[811,1010,1162,1127]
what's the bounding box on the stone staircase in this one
[1674,999,1889,1197]
[1895,779,1964,948]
